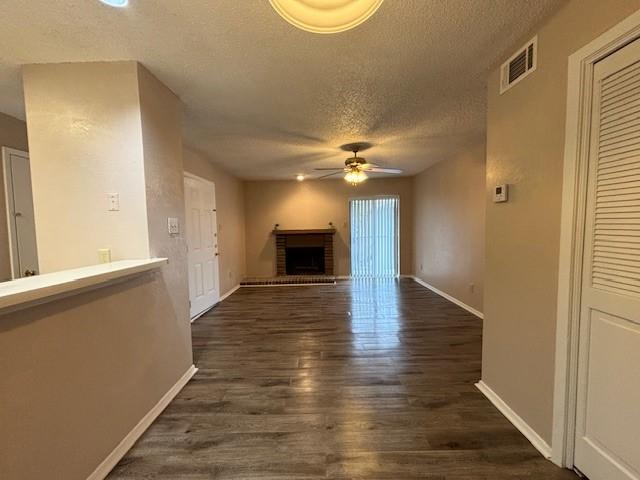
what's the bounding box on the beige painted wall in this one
[0,112,29,281]
[0,273,192,479]
[138,63,192,361]
[244,177,413,278]
[413,143,485,312]
[0,62,193,479]
[23,61,150,273]
[482,0,640,444]
[183,148,246,294]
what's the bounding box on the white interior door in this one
[574,38,640,480]
[2,147,39,278]
[184,175,219,319]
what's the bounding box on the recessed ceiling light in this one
[269,0,384,34]
[99,0,128,8]
[296,174,305,181]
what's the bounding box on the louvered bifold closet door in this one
[574,39,640,480]
[593,57,640,295]
[350,197,399,278]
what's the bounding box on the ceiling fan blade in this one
[317,171,344,179]
[368,167,403,174]
[360,163,379,170]
[314,167,344,171]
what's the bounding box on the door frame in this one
[2,147,31,279]
[348,194,400,278]
[183,171,220,320]
[552,8,640,468]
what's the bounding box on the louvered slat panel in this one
[601,91,640,115]
[592,66,640,297]
[594,259,640,273]
[594,257,640,271]
[594,243,640,253]
[600,120,640,139]
[600,103,640,126]
[599,134,640,154]
[601,61,640,91]
[601,75,640,103]
[599,126,640,148]
[592,276,640,295]
[598,160,640,174]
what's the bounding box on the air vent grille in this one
[500,36,538,94]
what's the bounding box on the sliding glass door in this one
[350,196,399,278]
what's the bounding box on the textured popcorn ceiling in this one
[0,0,563,179]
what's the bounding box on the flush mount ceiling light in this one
[269,0,384,34]
[99,0,128,7]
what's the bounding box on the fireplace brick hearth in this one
[273,229,336,276]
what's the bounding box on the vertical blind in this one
[350,196,399,277]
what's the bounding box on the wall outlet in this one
[469,283,475,293]
[420,263,423,272]
[107,193,120,211]
[98,248,111,263]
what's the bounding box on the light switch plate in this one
[107,193,120,211]
[168,217,180,235]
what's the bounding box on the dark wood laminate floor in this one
[108,278,577,479]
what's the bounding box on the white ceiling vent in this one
[500,36,537,94]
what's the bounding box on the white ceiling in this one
[0,0,563,179]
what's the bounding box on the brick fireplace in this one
[273,229,336,276]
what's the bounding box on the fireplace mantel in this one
[272,229,336,235]
[273,229,335,276]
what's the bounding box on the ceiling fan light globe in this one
[344,170,367,185]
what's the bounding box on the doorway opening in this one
[2,147,39,279]
[349,196,399,278]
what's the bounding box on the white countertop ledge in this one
[0,258,168,314]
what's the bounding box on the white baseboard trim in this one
[87,365,198,480]
[476,380,552,459]
[190,284,240,323]
[219,284,240,302]
[409,275,484,319]
[190,309,208,323]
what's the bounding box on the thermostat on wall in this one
[493,184,508,203]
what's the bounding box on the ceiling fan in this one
[314,144,403,185]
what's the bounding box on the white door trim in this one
[553,8,640,468]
